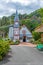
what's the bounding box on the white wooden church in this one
[8,10,32,42]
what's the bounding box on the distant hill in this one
[0,8,43,36]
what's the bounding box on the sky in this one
[0,0,43,17]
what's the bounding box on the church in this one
[8,10,32,42]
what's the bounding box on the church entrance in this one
[23,36,26,42]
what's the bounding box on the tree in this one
[0,19,2,26]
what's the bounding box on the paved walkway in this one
[0,45,43,65]
[18,42,36,47]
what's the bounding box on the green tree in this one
[32,31,41,41]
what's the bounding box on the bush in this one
[29,39,35,43]
[3,38,14,45]
[33,39,43,44]
[35,39,41,44]
[9,40,20,45]
[8,39,14,45]
[3,38,20,45]
[5,39,20,45]
[0,39,10,60]
[30,38,43,44]
[14,40,20,45]
[32,32,41,41]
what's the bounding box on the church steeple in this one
[14,10,19,28]
[14,10,19,22]
[13,10,20,41]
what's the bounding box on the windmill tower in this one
[13,10,20,41]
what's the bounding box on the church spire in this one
[14,10,19,22]
[16,10,18,15]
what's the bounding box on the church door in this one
[23,36,26,42]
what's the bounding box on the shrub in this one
[0,39,10,60]
[14,40,20,45]
[33,39,43,44]
[3,38,14,45]
[0,56,2,61]
[29,39,35,43]
[3,38,20,45]
[9,40,14,45]
[8,39,14,45]
[30,38,43,44]
[32,32,41,41]
[9,40,20,45]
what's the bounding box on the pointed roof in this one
[20,25,32,37]
[14,10,19,22]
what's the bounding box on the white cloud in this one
[0,4,4,9]
[9,8,16,13]
[3,0,39,5]
[5,0,31,6]
[40,0,43,7]
[0,0,43,17]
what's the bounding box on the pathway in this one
[18,42,36,47]
[0,45,43,65]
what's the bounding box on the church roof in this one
[20,26,32,37]
[14,10,19,22]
